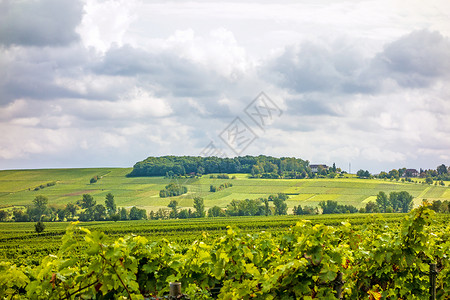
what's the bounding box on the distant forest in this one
[128,155,311,177]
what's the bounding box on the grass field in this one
[0,168,449,212]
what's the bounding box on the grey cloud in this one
[92,45,222,98]
[267,29,450,95]
[0,45,93,104]
[0,0,83,47]
[372,29,450,88]
[287,96,340,116]
[266,43,343,93]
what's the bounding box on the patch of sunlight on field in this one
[442,188,450,198]
[423,186,446,198]
[284,186,302,194]
[287,194,315,201]
[308,194,340,201]
[362,196,376,204]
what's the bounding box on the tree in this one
[105,193,116,216]
[56,208,66,221]
[264,198,271,216]
[193,197,205,218]
[437,164,448,175]
[33,195,48,219]
[365,201,379,213]
[93,204,107,221]
[81,194,96,209]
[389,192,400,212]
[120,208,128,220]
[389,169,399,180]
[376,191,390,213]
[34,221,45,234]
[0,210,9,221]
[129,207,140,220]
[397,191,413,213]
[65,203,77,218]
[13,210,29,222]
[129,207,147,220]
[273,197,287,215]
[168,200,178,218]
[319,200,338,214]
[425,176,433,185]
[208,206,225,217]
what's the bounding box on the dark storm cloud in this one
[0,0,83,47]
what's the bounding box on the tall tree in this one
[273,197,288,215]
[193,197,205,218]
[65,203,77,218]
[376,191,390,213]
[397,191,413,213]
[168,200,178,218]
[105,193,116,216]
[120,208,128,220]
[93,204,107,221]
[437,164,448,175]
[33,195,48,219]
[81,194,96,209]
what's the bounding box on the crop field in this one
[0,168,449,213]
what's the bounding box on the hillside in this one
[0,168,449,212]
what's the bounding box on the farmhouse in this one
[310,164,328,173]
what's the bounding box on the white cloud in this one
[0,0,449,172]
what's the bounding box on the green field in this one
[0,168,449,212]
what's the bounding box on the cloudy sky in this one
[1,0,449,173]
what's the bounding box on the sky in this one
[0,0,449,173]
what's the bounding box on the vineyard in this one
[1,206,449,299]
[0,213,412,263]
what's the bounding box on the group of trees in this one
[210,182,233,192]
[356,169,372,179]
[151,197,206,220]
[319,200,359,214]
[377,164,450,182]
[159,183,188,198]
[368,191,414,213]
[129,155,311,178]
[2,193,148,223]
[208,193,288,217]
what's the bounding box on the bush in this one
[34,221,45,234]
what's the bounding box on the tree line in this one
[128,155,311,177]
[358,164,450,183]
[0,193,148,224]
[1,190,448,224]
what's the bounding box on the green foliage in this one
[81,194,96,209]
[159,183,188,198]
[2,207,449,299]
[90,176,98,184]
[193,197,205,218]
[32,195,48,219]
[105,193,116,216]
[0,210,9,222]
[376,191,389,213]
[209,182,232,192]
[319,200,358,214]
[129,206,147,220]
[129,155,309,177]
[34,221,45,234]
